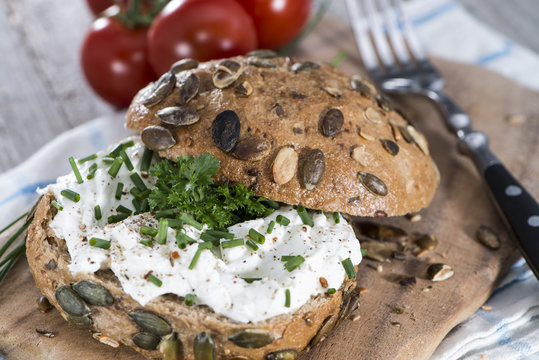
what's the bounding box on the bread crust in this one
[27,195,359,359]
[126,56,439,217]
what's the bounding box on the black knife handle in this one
[484,163,539,279]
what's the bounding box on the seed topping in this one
[273,147,298,185]
[212,110,240,152]
[320,108,344,137]
[302,149,325,190]
[141,125,176,151]
[358,172,388,196]
[157,106,200,126]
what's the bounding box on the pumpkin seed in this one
[427,263,454,281]
[170,58,199,74]
[247,49,278,58]
[356,222,407,242]
[358,172,388,196]
[323,86,342,98]
[414,234,438,251]
[133,332,161,350]
[37,296,52,313]
[475,225,500,250]
[179,73,199,104]
[212,60,243,88]
[129,311,172,336]
[265,349,298,360]
[142,72,176,107]
[381,139,399,156]
[302,149,325,190]
[291,61,320,73]
[44,259,57,270]
[235,80,253,96]
[228,329,275,349]
[273,147,298,185]
[376,94,394,112]
[247,56,277,68]
[232,136,270,161]
[55,286,90,317]
[364,107,382,124]
[193,332,216,360]
[72,281,113,306]
[141,125,176,151]
[398,125,414,143]
[157,106,200,126]
[361,241,393,262]
[350,78,372,98]
[320,108,344,137]
[308,315,337,348]
[159,332,183,360]
[407,125,429,155]
[212,110,240,152]
[350,145,370,167]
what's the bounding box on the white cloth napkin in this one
[1,1,538,359]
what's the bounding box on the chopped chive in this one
[0,242,26,268]
[147,274,162,287]
[61,189,80,203]
[342,258,356,279]
[51,200,63,211]
[280,255,296,262]
[130,172,147,192]
[132,198,141,213]
[176,232,196,249]
[139,198,149,213]
[205,230,234,239]
[108,157,124,177]
[140,225,158,237]
[116,205,132,215]
[285,289,291,307]
[69,156,83,184]
[120,150,134,171]
[178,213,203,230]
[78,154,97,164]
[87,163,98,179]
[140,147,154,173]
[262,198,280,209]
[200,232,219,245]
[89,237,110,249]
[130,187,150,200]
[94,205,102,220]
[198,242,213,250]
[330,49,348,68]
[115,182,124,200]
[221,239,244,249]
[155,209,177,219]
[297,206,314,227]
[157,218,168,245]
[184,294,195,306]
[276,215,290,226]
[284,255,305,272]
[266,220,275,234]
[107,213,129,224]
[140,238,153,247]
[333,212,340,224]
[0,216,31,260]
[166,218,184,229]
[361,249,366,257]
[245,239,259,251]
[248,228,265,244]
[326,288,336,294]
[102,158,114,164]
[0,212,28,235]
[242,277,262,283]
[189,248,203,269]
[109,140,135,158]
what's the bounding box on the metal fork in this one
[345,0,539,279]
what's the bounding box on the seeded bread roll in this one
[126,55,439,217]
[27,194,359,360]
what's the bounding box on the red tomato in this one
[147,0,257,75]
[86,0,116,16]
[81,17,156,108]
[236,0,312,50]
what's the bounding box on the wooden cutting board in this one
[0,16,538,360]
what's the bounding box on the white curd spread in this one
[39,137,362,323]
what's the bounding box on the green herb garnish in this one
[69,156,83,184]
[221,239,244,249]
[108,157,123,177]
[285,289,291,307]
[284,255,305,272]
[78,154,97,164]
[140,147,154,174]
[115,182,124,200]
[61,189,80,203]
[51,200,63,211]
[248,228,265,244]
[188,243,212,269]
[342,258,356,279]
[242,277,262,284]
[296,206,314,227]
[140,238,153,247]
[326,288,336,294]
[87,163,98,180]
[333,212,340,224]
[116,205,132,215]
[140,225,158,237]
[107,213,129,224]
[276,215,290,226]
[266,220,275,234]
[245,239,259,251]
[89,237,110,249]
[280,255,296,262]
[130,172,147,192]
[94,205,102,220]
[147,274,162,287]
[176,232,196,249]
[361,249,367,257]
[205,230,234,239]
[184,293,195,306]
[166,218,183,229]
[120,150,134,171]
[157,218,168,244]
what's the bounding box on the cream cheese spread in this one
[39,137,362,323]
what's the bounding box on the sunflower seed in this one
[376,94,394,112]
[212,110,240,152]
[72,281,113,306]
[302,149,325,190]
[142,72,176,107]
[364,107,382,124]
[141,125,176,151]
[129,311,172,336]
[323,86,342,98]
[235,80,253,96]
[291,61,320,73]
[170,58,199,74]
[265,349,298,360]
[350,145,370,166]
[212,60,243,88]
[159,332,183,360]
[475,225,500,250]
[232,136,271,161]
[37,295,52,313]
[358,172,388,196]
[273,147,298,185]
[133,332,161,350]
[157,106,200,126]
[247,56,277,68]
[350,78,372,98]
[228,329,275,349]
[179,73,199,104]
[308,315,337,348]
[427,263,454,281]
[390,122,402,141]
[193,332,216,360]
[358,127,375,141]
[407,125,430,155]
[93,333,120,348]
[381,139,399,156]
[55,286,90,317]
[320,108,344,137]
[414,234,438,251]
[398,125,414,143]
[247,49,278,58]
[356,222,407,242]
[361,241,393,262]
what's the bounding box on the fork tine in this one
[363,0,395,68]
[394,0,426,61]
[379,0,411,66]
[345,0,379,71]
